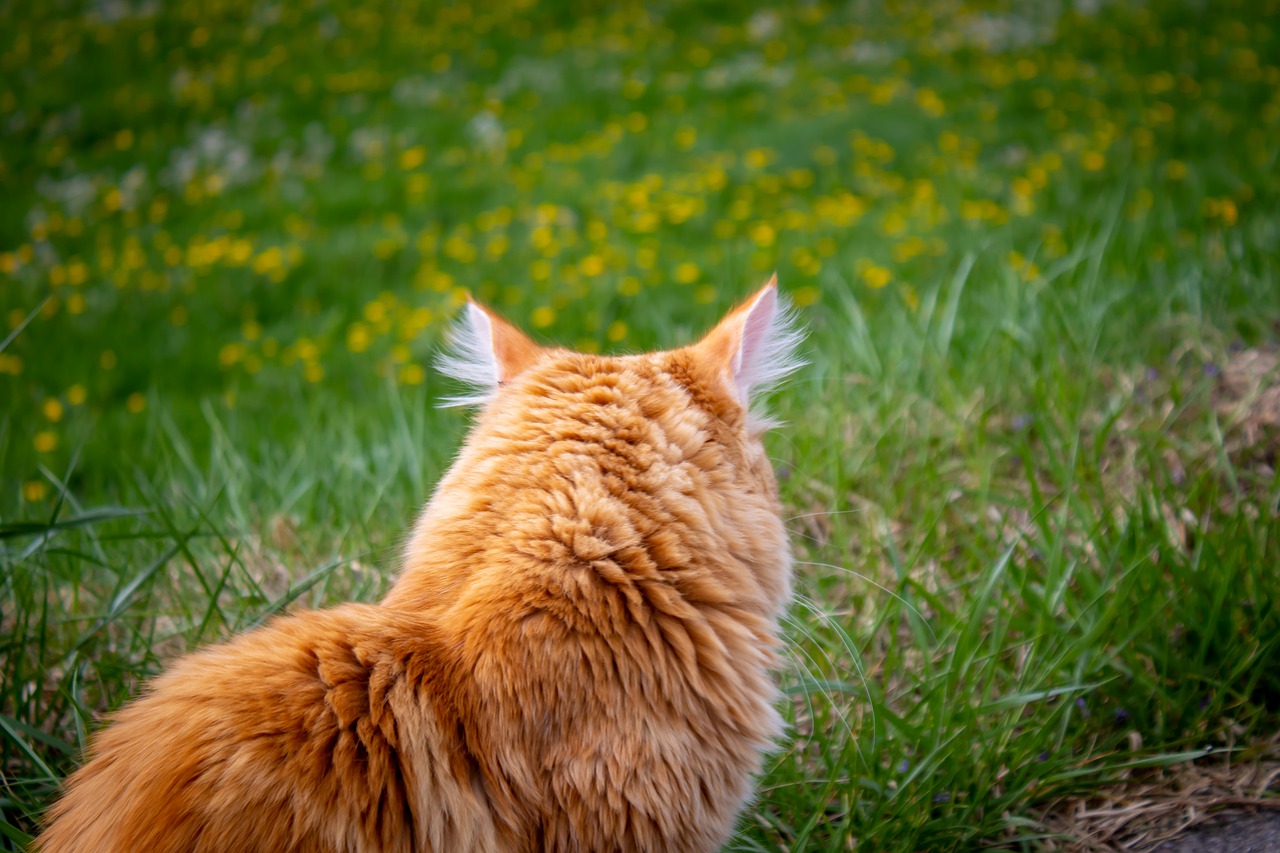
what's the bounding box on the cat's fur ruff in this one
[37,279,803,853]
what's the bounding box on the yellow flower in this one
[67,259,88,285]
[219,342,246,367]
[861,264,892,289]
[67,384,86,405]
[23,480,48,501]
[744,148,774,169]
[252,247,283,275]
[399,146,427,169]
[126,393,146,413]
[43,399,64,422]
[749,223,776,247]
[674,262,700,284]
[880,211,908,236]
[793,286,820,307]
[348,323,372,353]
[399,363,426,385]
[34,431,58,453]
[532,306,555,328]
[915,87,945,117]
[0,354,23,375]
[1218,198,1238,226]
[607,320,628,342]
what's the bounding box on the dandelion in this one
[532,306,555,328]
[607,320,628,343]
[915,87,945,116]
[399,363,426,385]
[749,223,776,247]
[126,393,146,413]
[1007,251,1041,281]
[23,480,48,501]
[42,399,64,422]
[35,431,58,452]
[219,342,246,367]
[399,146,427,169]
[744,148,774,170]
[792,286,820,307]
[860,263,892,289]
[674,262,700,284]
[347,324,372,353]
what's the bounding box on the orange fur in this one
[37,280,800,853]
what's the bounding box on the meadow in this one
[2,0,1279,849]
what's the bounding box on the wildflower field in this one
[3,0,1280,848]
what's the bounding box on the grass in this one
[2,0,1279,849]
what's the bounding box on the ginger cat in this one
[36,278,804,853]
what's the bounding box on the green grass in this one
[3,0,1279,849]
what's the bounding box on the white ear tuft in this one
[435,302,500,408]
[732,282,807,407]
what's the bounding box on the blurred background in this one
[2,0,1279,849]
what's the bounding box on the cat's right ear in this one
[691,275,806,414]
[436,296,543,407]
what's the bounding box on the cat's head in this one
[437,277,804,497]
[428,278,804,614]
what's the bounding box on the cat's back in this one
[36,604,501,853]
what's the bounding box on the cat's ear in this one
[693,274,806,410]
[436,296,543,407]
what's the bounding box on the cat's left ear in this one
[693,274,806,409]
[436,296,543,406]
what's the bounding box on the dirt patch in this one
[1030,739,1280,852]
[1215,346,1280,476]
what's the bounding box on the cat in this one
[36,276,804,853]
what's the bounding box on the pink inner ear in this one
[735,285,778,398]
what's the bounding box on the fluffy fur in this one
[37,278,802,853]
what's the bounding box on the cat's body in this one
[37,280,802,853]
